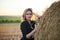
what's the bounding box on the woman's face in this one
[25,11,32,21]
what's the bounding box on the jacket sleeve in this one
[20,22,28,39]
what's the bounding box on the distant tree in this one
[5,20,8,22]
[16,20,20,23]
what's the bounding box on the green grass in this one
[0,16,21,23]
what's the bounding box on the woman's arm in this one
[26,24,37,39]
[26,28,36,38]
[20,22,29,39]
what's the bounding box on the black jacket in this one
[20,20,35,40]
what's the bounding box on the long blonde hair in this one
[21,8,33,21]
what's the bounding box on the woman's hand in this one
[34,24,38,32]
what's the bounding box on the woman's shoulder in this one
[20,21,27,28]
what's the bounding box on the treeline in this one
[0,19,21,23]
[0,16,21,23]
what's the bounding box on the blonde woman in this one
[20,8,37,40]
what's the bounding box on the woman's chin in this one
[26,18,31,21]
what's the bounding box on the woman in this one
[20,8,37,40]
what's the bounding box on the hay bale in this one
[34,1,60,40]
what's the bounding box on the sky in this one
[0,0,59,16]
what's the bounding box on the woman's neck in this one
[27,20,31,24]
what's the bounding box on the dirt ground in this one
[0,23,22,40]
